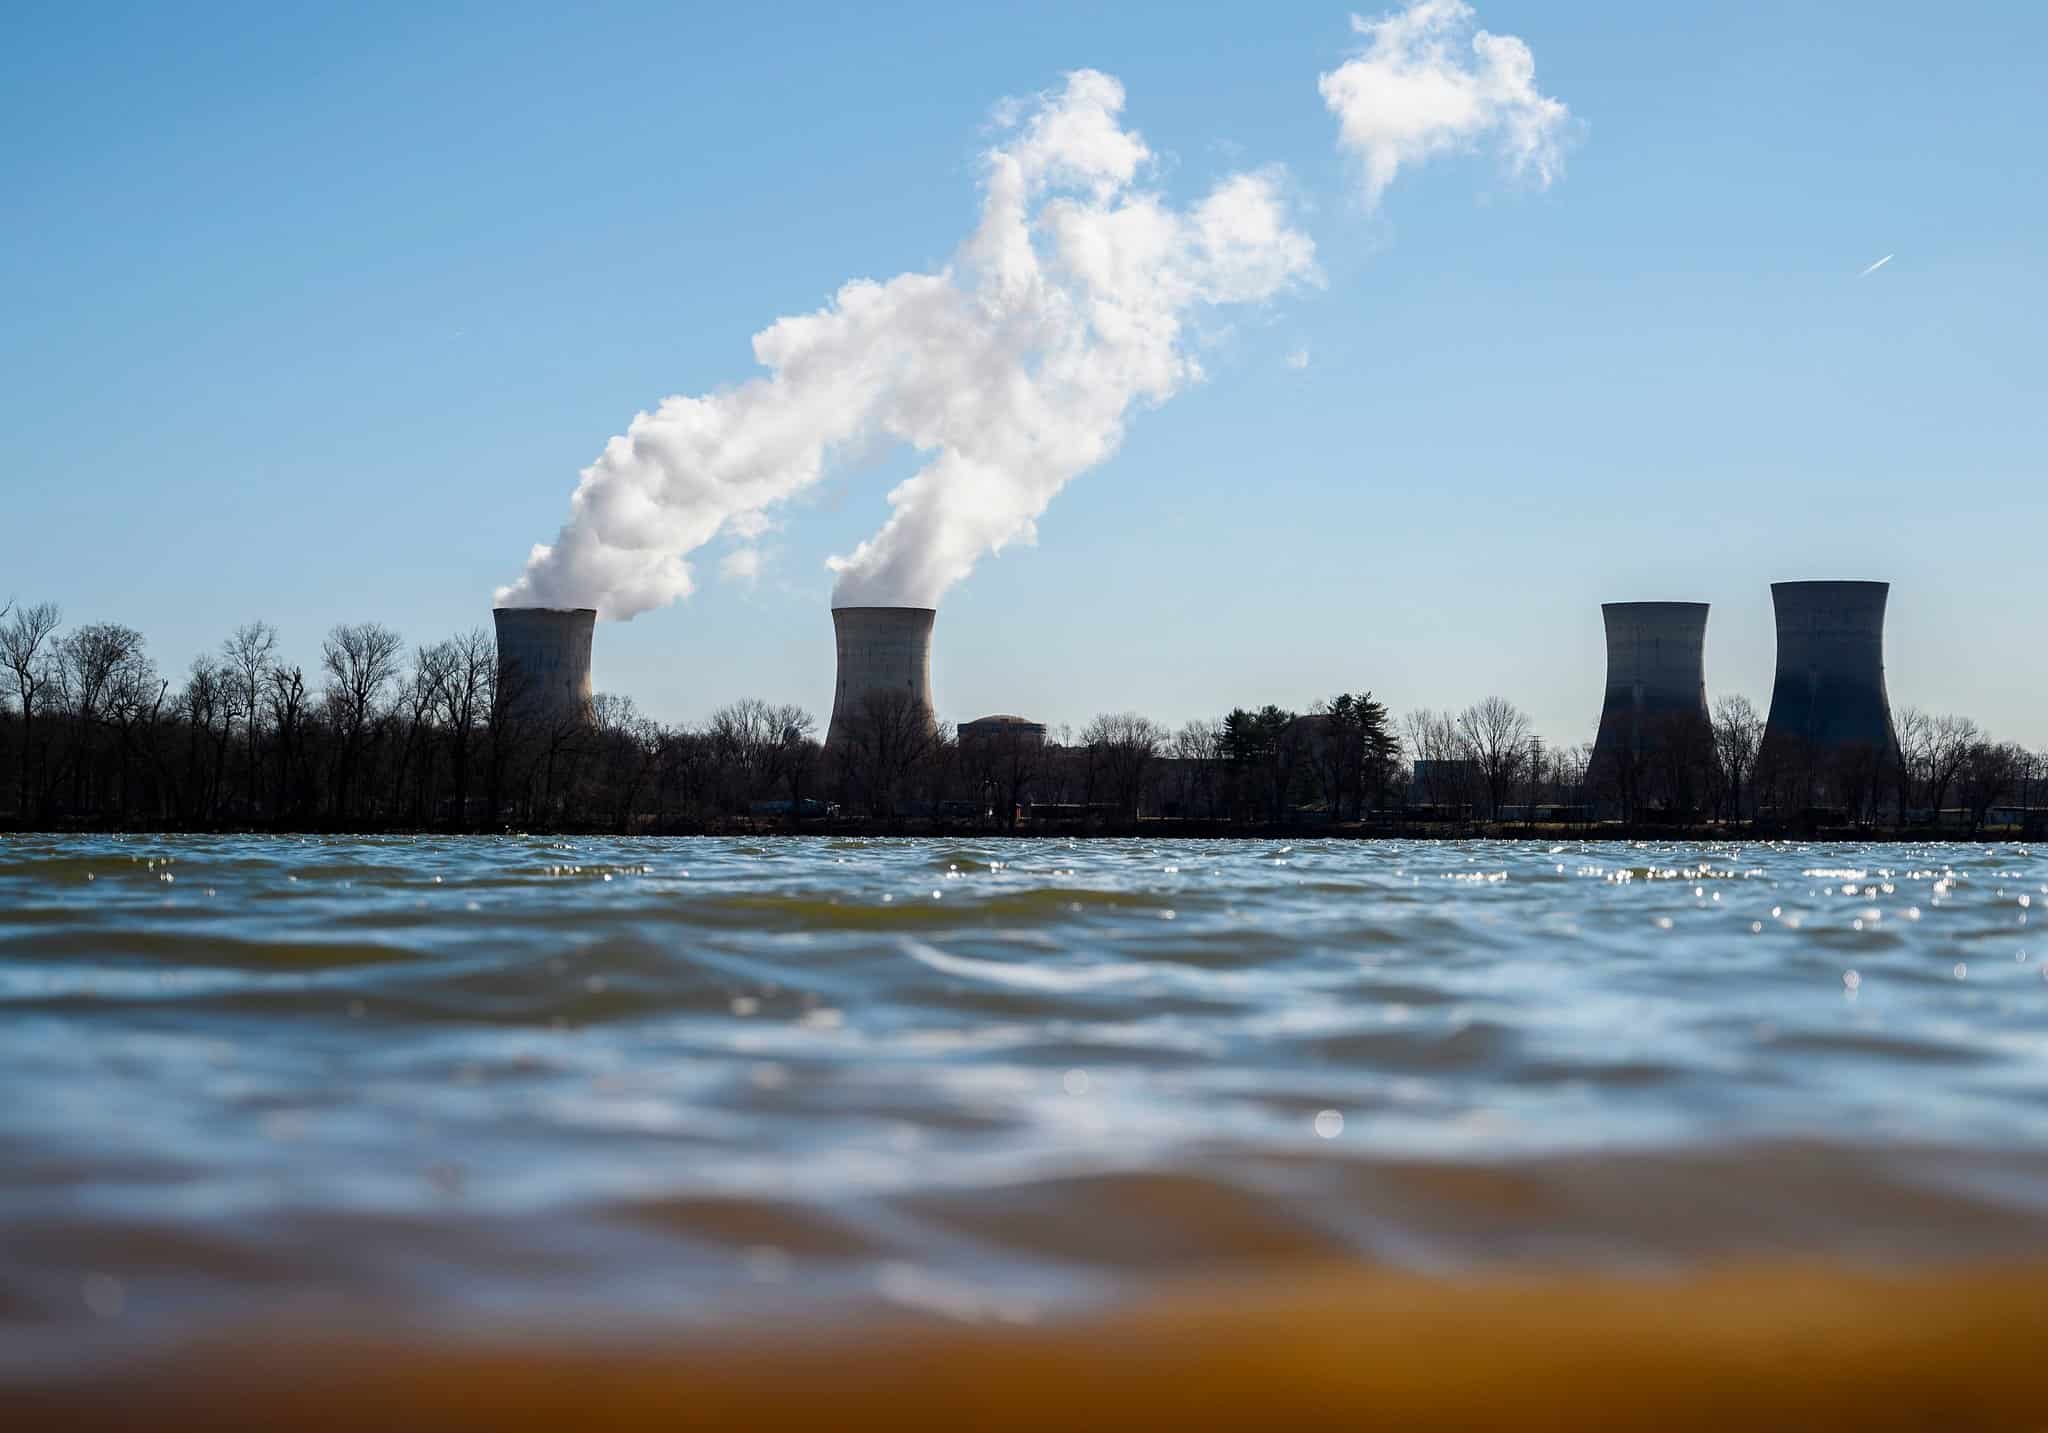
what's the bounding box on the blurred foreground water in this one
[2,834,2046,1379]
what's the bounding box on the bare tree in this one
[1403,707,1472,812]
[1710,694,1763,824]
[1753,726,1813,822]
[2019,747,2047,832]
[390,643,454,823]
[836,689,940,820]
[1303,709,1347,820]
[1646,710,1714,819]
[265,664,310,821]
[1958,740,2022,833]
[1563,743,1593,800]
[483,650,537,827]
[1588,729,1648,821]
[770,705,820,819]
[1892,706,1931,821]
[1551,743,1592,822]
[957,721,1049,828]
[1456,696,1534,820]
[430,628,494,828]
[1032,725,1081,807]
[321,622,404,820]
[57,623,146,813]
[994,723,1046,827]
[0,601,61,815]
[652,722,713,826]
[1082,712,1167,820]
[1172,718,1224,820]
[1922,715,1980,824]
[103,644,166,822]
[180,656,239,823]
[223,621,278,817]
[1512,734,1548,824]
[533,708,589,823]
[59,624,143,726]
[912,722,962,818]
[708,698,804,810]
[591,693,661,829]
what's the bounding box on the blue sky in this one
[4,1,2043,747]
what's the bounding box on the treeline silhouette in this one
[2,601,2041,834]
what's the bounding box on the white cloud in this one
[498,71,1315,619]
[1319,0,1571,209]
[1285,346,1311,370]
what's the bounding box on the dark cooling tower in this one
[1760,580,1896,766]
[1587,602,1712,812]
[825,606,937,749]
[492,606,596,729]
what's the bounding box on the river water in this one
[3,834,2046,1374]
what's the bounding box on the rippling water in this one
[4,834,2046,1371]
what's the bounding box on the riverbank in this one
[2,816,2039,841]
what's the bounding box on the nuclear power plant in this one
[1759,580,1898,773]
[492,606,596,729]
[1587,601,1712,811]
[475,577,1922,827]
[824,606,939,748]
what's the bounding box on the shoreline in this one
[2,819,2037,843]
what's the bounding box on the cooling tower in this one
[825,606,937,749]
[1760,581,1896,763]
[1587,602,1712,811]
[492,606,596,729]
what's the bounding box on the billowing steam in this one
[498,70,1317,619]
[1319,0,1571,209]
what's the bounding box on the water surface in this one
[3,834,2045,1367]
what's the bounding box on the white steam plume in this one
[497,70,1317,619]
[1319,0,1570,209]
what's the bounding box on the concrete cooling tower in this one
[1760,580,1897,764]
[825,606,937,749]
[492,606,596,729]
[1587,602,1712,810]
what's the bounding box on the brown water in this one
[4,834,2046,1419]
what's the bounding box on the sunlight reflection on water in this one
[2,834,2046,1358]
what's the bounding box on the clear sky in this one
[4,1,2043,748]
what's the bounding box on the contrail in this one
[1858,253,1894,278]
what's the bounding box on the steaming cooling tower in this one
[1587,602,1712,807]
[1759,580,1897,762]
[825,606,937,748]
[492,606,596,729]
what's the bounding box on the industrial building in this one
[1759,580,1898,781]
[957,714,1047,744]
[1587,601,1712,814]
[491,606,596,730]
[824,605,938,749]
[1408,758,1480,813]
